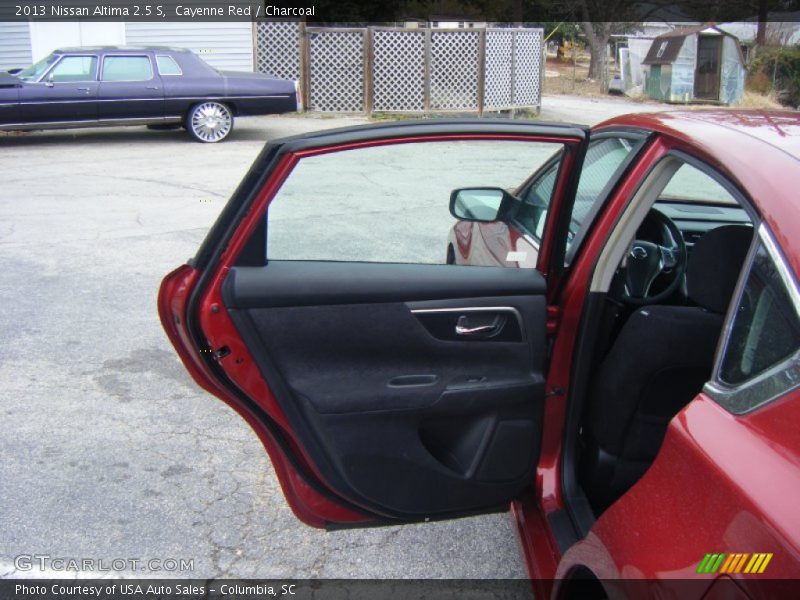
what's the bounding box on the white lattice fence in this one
[372,29,425,112]
[255,21,301,80]
[484,30,514,110]
[308,28,365,112]
[512,29,543,107]
[253,24,542,113]
[430,31,480,111]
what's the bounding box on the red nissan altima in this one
[160,110,800,597]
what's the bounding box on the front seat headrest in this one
[686,225,754,314]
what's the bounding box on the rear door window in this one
[266,139,567,265]
[156,55,182,76]
[710,236,800,414]
[101,56,153,82]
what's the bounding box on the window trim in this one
[100,54,155,83]
[39,54,100,83]
[704,223,800,414]
[156,54,183,76]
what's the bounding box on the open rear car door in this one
[159,121,588,527]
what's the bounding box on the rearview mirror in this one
[449,187,517,222]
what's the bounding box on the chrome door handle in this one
[77,87,91,93]
[146,86,160,90]
[455,315,502,337]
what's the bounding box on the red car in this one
[160,111,800,597]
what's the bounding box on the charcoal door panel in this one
[224,262,547,518]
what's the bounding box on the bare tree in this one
[578,21,613,81]
[756,0,769,46]
[561,1,643,90]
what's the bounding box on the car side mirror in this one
[45,73,54,87]
[449,187,518,223]
[7,68,22,75]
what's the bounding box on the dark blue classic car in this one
[0,46,300,142]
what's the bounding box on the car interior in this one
[572,157,756,515]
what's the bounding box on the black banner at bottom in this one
[3,578,800,600]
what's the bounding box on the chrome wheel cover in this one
[190,102,232,142]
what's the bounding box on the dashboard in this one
[647,200,751,250]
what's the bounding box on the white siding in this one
[29,23,125,61]
[0,22,32,70]
[124,22,254,71]
[720,35,745,104]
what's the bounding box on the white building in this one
[0,21,255,71]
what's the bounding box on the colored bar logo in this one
[697,552,773,574]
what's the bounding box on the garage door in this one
[124,22,254,72]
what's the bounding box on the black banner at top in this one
[1,0,800,23]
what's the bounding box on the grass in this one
[544,57,611,98]
[735,90,784,110]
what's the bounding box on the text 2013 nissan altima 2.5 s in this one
[0,46,300,142]
[159,111,800,597]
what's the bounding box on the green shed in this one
[643,25,746,104]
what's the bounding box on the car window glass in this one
[516,137,642,250]
[515,160,559,241]
[17,54,59,81]
[267,140,565,264]
[50,56,97,82]
[720,244,800,388]
[102,56,153,82]
[660,163,738,204]
[156,55,182,76]
[572,139,633,225]
[566,137,642,256]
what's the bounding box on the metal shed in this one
[643,25,746,104]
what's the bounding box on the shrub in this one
[747,46,800,107]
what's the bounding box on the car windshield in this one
[16,54,59,81]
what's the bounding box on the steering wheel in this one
[622,208,687,306]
